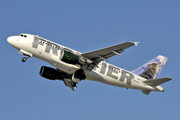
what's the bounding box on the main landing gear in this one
[22,55,30,62]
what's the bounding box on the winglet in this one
[134,42,139,46]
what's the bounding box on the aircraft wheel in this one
[22,57,27,62]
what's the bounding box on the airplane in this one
[7,33,172,95]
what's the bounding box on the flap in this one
[81,42,138,63]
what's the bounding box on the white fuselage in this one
[7,34,164,92]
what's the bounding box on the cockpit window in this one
[19,34,27,38]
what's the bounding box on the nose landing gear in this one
[18,49,32,62]
[22,56,30,62]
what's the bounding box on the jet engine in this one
[72,69,86,82]
[73,69,86,80]
[39,66,86,82]
[39,66,61,80]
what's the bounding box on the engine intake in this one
[72,69,86,83]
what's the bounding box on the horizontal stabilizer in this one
[144,77,172,86]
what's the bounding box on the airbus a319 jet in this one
[7,33,172,95]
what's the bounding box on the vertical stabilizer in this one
[132,55,168,79]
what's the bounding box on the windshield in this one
[18,34,27,38]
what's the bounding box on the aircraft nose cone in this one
[7,36,14,45]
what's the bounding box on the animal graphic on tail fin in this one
[139,62,161,79]
[132,55,168,80]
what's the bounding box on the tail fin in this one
[132,55,168,79]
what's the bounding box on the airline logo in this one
[132,55,168,79]
[32,36,63,56]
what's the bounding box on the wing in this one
[81,42,139,63]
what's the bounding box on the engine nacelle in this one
[72,69,86,83]
[39,66,86,83]
[39,66,59,80]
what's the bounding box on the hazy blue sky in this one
[1,0,180,120]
